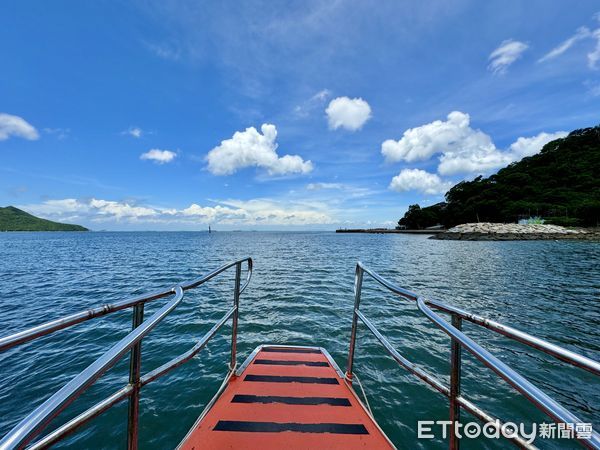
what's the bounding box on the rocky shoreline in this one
[433,223,600,241]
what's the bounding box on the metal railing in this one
[0,257,252,450]
[346,261,600,450]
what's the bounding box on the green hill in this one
[398,125,600,229]
[0,206,88,231]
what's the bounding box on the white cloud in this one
[381,111,497,168]
[88,199,158,219]
[24,198,157,221]
[217,198,333,225]
[508,131,568,158]
[488,40,528,74]
[538,17,600,69]
[205,123,313,176]
[125,127,143,138]
[30,198,89,215]
[588,29,600,69]
[313,89,331,101]
[438,148,512,176]
[382,111,567,177]
[294,89,331,117]
[140,149,177,164]
[21,197,333,226]
[389,169,452,195]
[439,128,567,175]
[306,182,344,190]
[539,27,591,62]
[0,113,39,141]
[325,97,372,131]
[181,203,246,221]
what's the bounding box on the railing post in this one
[449,313,462,450]
[126,303,144,450]
[230,262,241,373]
[345,264,364,384]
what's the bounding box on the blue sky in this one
[1,0,599,230]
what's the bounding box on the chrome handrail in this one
[346,261,600,450]
[0,258,253,353]
[0,257,252,450]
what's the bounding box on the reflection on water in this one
[0,232,598,449]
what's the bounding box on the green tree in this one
[397,125,600,227]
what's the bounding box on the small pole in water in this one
[208,224,211,234]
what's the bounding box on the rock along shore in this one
[433,223,600,241]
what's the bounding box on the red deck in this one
[179,346,394,449]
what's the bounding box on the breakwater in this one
[433,223,600,241]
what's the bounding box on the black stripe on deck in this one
[231,394,351,406]
[213,420,368,434]
[253,359,329,367]
[244,374,339,384]
[261,348,322,354]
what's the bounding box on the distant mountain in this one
[0,206,88,231]
[398,125,600,229]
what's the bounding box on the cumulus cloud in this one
[389,169,452,195]
[88,199,157,219]
[325,97,372,131]
[24,198,157,221]
[381,111,499,174]
[382,111,567,178]
[539,27,591,62]
[0,113,39,141]
[438,143,512,176]
[488,40,528,74]
[218,199,333,225]
[508,131,568,158]
[21,197,333,226]
[436,127,567,175]
[140,149,177,164]
[206,123,313,176]
[180,203,245,220]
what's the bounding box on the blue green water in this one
[0,232,598,449]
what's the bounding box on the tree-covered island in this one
[398,125,600,230]
[0,206,88,231]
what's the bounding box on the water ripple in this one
[0,231,598,449]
